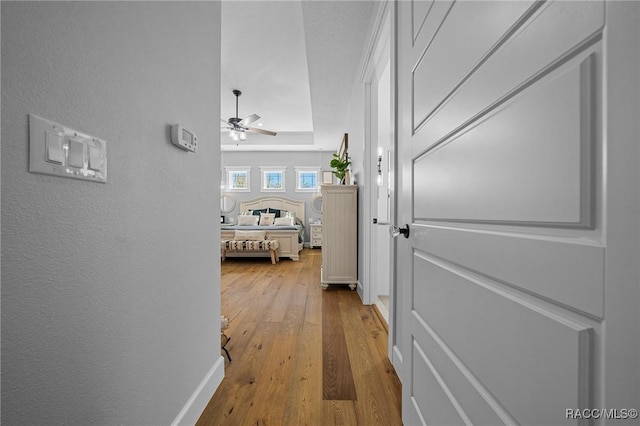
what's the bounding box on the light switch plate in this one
[29,114,107,183]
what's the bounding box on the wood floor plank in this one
[322,289,358,401]
[196,250,401,426]
[339,291,403,426]
[282,293,323,425]
[198,321,279,425]
[278,291,306,335]
[323,400,358,426]
[240,333,299,425]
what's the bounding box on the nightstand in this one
[309,223,323,248]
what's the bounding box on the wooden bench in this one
[221,239,280,264]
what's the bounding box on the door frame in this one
[360,0,396,361]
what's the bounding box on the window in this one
[295,167,320,192]
[225,166,251,192]
[260,167,286,192]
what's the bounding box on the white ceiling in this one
[221,0,377,151]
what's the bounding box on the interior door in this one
[395,1,640,425]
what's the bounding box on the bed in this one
[221,196,305,261]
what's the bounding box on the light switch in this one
[29,114,107,183]
[45,131,64,164]
[88,145,102,171]
[68,139,85,168]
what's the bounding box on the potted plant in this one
[330,153,351,184]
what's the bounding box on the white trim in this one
[361,0,393,307]
[360,0,397,367]
[375,297,390,324]
[171,356,225,426]
[358,0,391,84]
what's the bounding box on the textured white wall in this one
[1,2,222,424]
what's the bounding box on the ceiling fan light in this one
[222,89,277,139]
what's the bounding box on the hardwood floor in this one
[196,249,402,426]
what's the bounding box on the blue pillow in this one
[268,208,282,218]
[251,208,268,216]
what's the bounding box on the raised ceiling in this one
[221,0,377,151]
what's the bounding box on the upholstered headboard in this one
[239,196,306,225]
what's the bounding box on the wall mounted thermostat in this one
[171,124,197,152]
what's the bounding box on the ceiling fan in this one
[221,89,277,141]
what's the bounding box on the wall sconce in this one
[377,147,383,186]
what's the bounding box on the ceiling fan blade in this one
[247,127,277,136]
[221,118,230,125]
[239,114,260,126]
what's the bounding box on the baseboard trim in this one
[372,303,389,333]
[392,345,404,379]
[171,355,225,426]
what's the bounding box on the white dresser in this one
[320,185,357,290]
[309,223,323,248]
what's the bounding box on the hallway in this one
[197,249,402,425]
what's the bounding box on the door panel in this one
[415,55,594,225]
[413,327,506,425]
[395,1,619,425]
[413,0,603,151]
[418,226,604,318]
[413,1,536,128]
[412,0,454,51]
[413,255,591,425]
[411,340,467,425]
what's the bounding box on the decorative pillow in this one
[237,215,259,226]
[284,211,296,219]
[268,208,282,218]
[234,230,266,241]
[259,213,276,226]
[274,216,294,226]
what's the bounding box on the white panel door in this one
[395,1,640,425]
